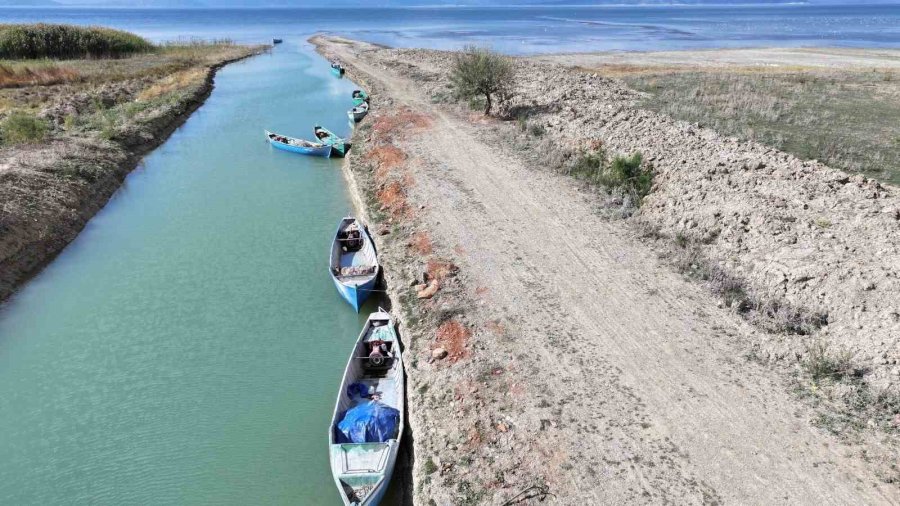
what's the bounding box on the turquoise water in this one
[0,43,383,504]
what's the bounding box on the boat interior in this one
[267,131,321,148]
[331,219,377,284]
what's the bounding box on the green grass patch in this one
[0,24,152,59]
[1,111,48,145]
[570,150,653,204]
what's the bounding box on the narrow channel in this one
[0,43,380,504]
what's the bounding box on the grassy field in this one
[621,69,900,186]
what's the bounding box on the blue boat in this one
[266,130,331,157]
[331,61,345,77]
[330,217,379,312]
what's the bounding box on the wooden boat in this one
[265,130,331,157]
[329,217,379,311]
[331,61,346,77]
[348,101,369,123]
[315,125,348,158]
[329,309,404,506]
[352,89,369,106]
[272,38,283,44]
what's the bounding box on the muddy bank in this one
[316,36,900,504]
[0,46,265,304]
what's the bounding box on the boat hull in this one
[268,137,331,157]
[331,273,377,312]
[348,111,367,123]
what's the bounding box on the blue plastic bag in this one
[335,401,400,443]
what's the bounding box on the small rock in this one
[417,280,439,299]
[432,347,448,360]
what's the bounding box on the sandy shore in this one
[0,46,265,304]
[315,37,900,505]
[533,46,900,71]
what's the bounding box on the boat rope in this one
[501,484,554,505]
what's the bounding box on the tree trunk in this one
[484,93,492,115]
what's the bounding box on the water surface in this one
[0,42,377,505]
[0,4,898,53]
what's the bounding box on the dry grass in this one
[625,69,900,185]
[0,62,80,88]
[137,68,206,101]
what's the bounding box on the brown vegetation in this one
[0,63,80,88]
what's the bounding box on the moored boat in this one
[266,130,332,158]
[329,309,404,506]
[348,101,369,123]
[315,125,348,157]
[265,130,331,157]
[352,89,369,106]
[329,217,379,311]
[331,61,346,77]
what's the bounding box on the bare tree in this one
[450,45,514,116]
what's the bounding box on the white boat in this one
[348,101,369,123]
[329,310,405,506]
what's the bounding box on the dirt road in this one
[317,37,898,505]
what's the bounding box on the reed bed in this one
[0,24,152,59]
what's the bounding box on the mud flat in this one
[0,44,265,304]
[315,36,900,505]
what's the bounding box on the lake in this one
[0,4,899,53]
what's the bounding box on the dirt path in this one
[321,38,898,504]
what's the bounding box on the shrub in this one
[0,24,153,59]
[805,341,856,383]
[570,149,606,181]
[528,123,545,137]
[1,111,48,145]
[599,153,652,200]
[450,45,514,115]
[569,150,653,204]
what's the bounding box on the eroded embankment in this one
[0,47,265,304]
[317,36,900,505]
